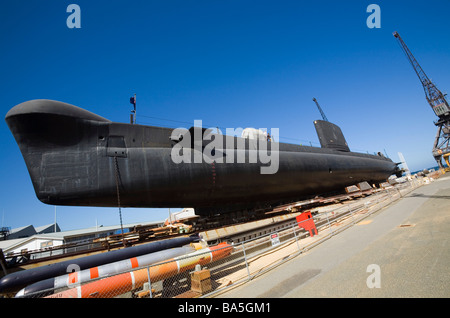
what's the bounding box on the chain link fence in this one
[15,176,431,299]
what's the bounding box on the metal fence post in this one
[292,222,301,252]
[146,266,153,298]
[348,204,355,224]
[241,242,251,280]
[325,211,333,235]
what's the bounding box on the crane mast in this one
[312,98,329,122]
[393,32,450,118]
[393,31,450,168]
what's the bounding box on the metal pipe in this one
[0,234,199,294]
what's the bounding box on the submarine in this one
[5,99,401,217]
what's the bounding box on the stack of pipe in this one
[0,235,200,296]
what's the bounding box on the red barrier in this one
[296,211,318,237]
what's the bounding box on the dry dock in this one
[215,173,450,298]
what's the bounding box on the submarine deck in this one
[214,173,450,298]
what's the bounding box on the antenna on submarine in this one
[130,94,136,124]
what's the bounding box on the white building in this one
[0,220,163,266]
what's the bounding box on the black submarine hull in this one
[5,100,400,215]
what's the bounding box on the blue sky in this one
[1,0,449,231]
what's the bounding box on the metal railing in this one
[16,177,428,299]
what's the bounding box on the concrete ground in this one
[217,174,450,298]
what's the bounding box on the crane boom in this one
[393,31,450,119]
[312,98,328,122]
[393,31,450,169]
